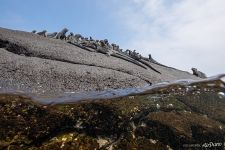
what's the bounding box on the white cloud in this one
[111,0,225,76]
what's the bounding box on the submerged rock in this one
[0,78,225,149]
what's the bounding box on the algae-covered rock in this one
[136,111,225,149]
[0,79,225,149]
[39,133,99,150]
[0,94,71,149]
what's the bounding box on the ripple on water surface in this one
[0,74,224,104]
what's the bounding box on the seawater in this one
[0,74,224,104]
[0,74,225,149]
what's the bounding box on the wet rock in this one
[136,111,225,149]
[39,133,99,150]
[0,78,225,149]
[113,137,167,150]
[177,92,225,123]
[0,94,72,149]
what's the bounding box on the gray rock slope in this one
[0,27,199,93]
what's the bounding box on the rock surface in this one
[0,27,199,94]
[0,27,224,150]
[0,78,224,149]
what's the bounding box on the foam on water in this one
[0,74,224,104]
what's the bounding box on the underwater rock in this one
[0,79,225,150]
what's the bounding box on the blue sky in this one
[0,0,225,76]
[0,0,127,43]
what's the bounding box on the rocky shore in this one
[0,27,199,94]
[1,27,224,150]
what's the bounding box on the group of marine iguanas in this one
[32,28,207,78]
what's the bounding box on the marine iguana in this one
[123,50,161,73]
[31,30,36,33]
[66,32,74,41]
[47,32,57,38]
[191,68,207,78]
[37,30,47,37]
[55,28,68,40]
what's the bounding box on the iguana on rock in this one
[55,28,68,40]
[37,30,47,37]
[31,30,36,33]
[191,68,207,78]
[47,32,57,38]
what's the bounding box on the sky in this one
[0,0,224,76]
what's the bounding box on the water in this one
[0,74,225,149]
[0,74,224,104]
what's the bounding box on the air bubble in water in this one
[156,104,160,109]
[218,92,225,98]
[167,103,173,108]
[185,87,189,92]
